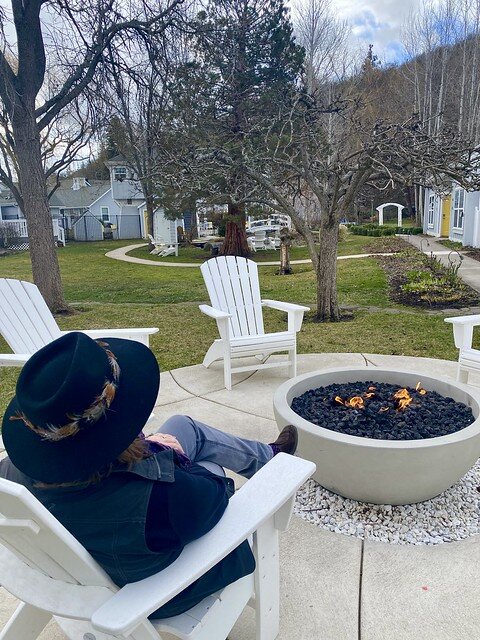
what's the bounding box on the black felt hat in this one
[2,332,160,483]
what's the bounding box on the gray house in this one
[424,185,480,247]
[105,155,183,243]
[0,159,181,244]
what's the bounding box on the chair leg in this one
[0,603,51,640]
[202,340,224,368]
[224,353,232,390]
[253,519,280,640]
[457,365,469,384]
[288,343,297,378]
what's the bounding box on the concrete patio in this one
[2,352,480,639]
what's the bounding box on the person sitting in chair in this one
[0,332,297,619]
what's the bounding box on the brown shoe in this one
[269,425,298,456]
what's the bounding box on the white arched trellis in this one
[376,202,405,227]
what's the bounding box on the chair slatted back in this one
[201,257,265,337]
[0,279,62,354]
[0,478,113,588]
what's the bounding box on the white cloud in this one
[330,0,422,62]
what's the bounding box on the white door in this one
[153,209,176,242]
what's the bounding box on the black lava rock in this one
[291,381,474,440]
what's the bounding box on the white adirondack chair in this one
[200,257,310,390]
[148,234,179,257]
[0,453,315,640]
[254,230,267,250]
[158,245,178,258]
[0,279,159,367]
[445,313,480,382]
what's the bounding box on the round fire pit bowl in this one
[273,367,480,505]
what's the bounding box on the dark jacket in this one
[0,449,255,618]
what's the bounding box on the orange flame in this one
[348,396,364,408]
[416,382,427,396]
[393,388,412,411]
[335,395,365,409]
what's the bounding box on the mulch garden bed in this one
[464,249,480,263]
[362,236,412,254]
[375,246,479,308]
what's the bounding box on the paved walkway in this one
[403,234,480,295]
[105,243,394,267]
[2,353,480,639]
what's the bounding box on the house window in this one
[427,194,435,227]
[127,198,132,205]
[453,187,465,230]
[101,206,109,222]
[113,167,127,182]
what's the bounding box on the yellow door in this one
[441,196,451,237]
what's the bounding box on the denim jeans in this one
[157,415,274,479]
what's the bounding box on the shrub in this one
[395,226,423,235]
[338,224,349,242]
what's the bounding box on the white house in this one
[423,185,480,247]
[104,155,183,243]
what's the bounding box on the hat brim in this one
[2,338,160,483]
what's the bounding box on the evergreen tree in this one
[164,0,304,256]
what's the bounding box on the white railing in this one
[0,218,66,246]
[52,219,66,246]
[0,219,28,237]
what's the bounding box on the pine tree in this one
[169,0,304,256]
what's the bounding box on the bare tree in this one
[246,73,480,321]
[99,30,190,243]
[0,0,184,311]
[293,0,351,91]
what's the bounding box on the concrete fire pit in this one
[273,367,480,505]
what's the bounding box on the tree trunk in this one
[220,203,250,257]
[144,194,155,248]
[315,218,340,322]
[13,114,69,313]
[278,237,292,275]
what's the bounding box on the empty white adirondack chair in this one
[148,234,163,255]
[0,279,159,367]
[200,257,310,390]
[445,313,480,382]
[253,230,267,250]
[263,236,276,250]
[158,245,178,258]
[148,235,179,258]
[0,453,315,640]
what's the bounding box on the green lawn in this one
[127,234,377,263]
[0,237,460,416]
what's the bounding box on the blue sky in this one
[330,0,421,63]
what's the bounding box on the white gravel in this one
[294,458,480,545]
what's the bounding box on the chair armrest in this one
[262,299,310,332]
[91,454,315,637]
[445,315,480,326]
[199,305,231,341]
[262,300,310,313]
[199,304,231,320]
[62,328,159,347]
[444,316,480,350]
[0,353,31,367]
